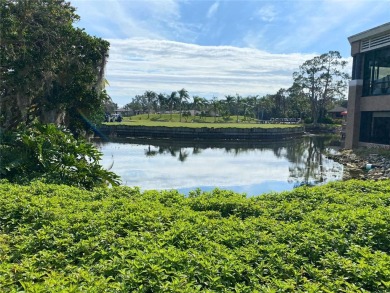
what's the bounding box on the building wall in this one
[345,80,363,149]
[360,95,390,111]
[345,23,390,148]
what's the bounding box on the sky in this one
[70,0,390,107]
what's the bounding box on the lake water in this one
[95,136,343,196]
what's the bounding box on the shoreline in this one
[328,149,390,180]
[98,124,305,140]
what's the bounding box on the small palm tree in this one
[225,95,235,118]
[157,93,167,118]
[178,88,189,122]
[145,90,157,119]
[236,94,242,122]
[168,91,178,120]
[193,96,208,120]
[211,97,220,122]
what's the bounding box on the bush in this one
[0,180,389,292]
[318,116,334,124]
[0,123,120,189]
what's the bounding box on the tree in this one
[272,89,288,118]
[192,96,202,118]
[210,97,220,122]
[241,96,255,122]
[157,93,167,117]
[168,91,178,120]
[178,88,189,122]
[292,51,350,125]
[144,90,157,119]
[235,94,242,122]
[104,98,118,114]
[193,96,208,120]
[126,94,148,115]
[286,83,310,120]
[250,95,260,120]
[224,95,235,118]
[0,0,110,134]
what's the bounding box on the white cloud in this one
[207,2,220,18]
[105,38,318,106]
[255,5,277,22]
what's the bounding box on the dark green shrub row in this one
[1,180,389,292]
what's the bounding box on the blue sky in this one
[70,0,390,106]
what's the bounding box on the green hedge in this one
[1,180,390,292]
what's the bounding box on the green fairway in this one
[106,114,301,128]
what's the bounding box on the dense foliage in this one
[0,123,120,189]
[1,180,389,292]
[293,51,349,125]
[0,0,110,134]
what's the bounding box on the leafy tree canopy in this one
[292,51,350,125]
[0,0,110,134]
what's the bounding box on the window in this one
[362,46,390,96]
[360,111,390,145]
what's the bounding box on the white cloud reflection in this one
[99,143,290,192]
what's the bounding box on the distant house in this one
[345,22,390,148]
[328,106,347,119]
[114,108,134,117]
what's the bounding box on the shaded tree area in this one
[0,0,110,135]
[0,1,120,189]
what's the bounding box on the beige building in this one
[345,22,390,148]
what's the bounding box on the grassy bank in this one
[106,114,300,128]
[1,180,389,292]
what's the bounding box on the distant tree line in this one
[125,51,350,125]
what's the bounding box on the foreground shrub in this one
[0,180,389,292]
[0,123,120,189]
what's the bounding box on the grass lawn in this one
[106,114,301,129]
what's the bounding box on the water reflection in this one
[95,136,343,196]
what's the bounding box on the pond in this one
[95,135,344,196]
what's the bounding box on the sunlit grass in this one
[106,114,301,128]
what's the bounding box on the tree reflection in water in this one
[95,135,343,189]
[281,136,341,187]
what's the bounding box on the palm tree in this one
[211,97,220,122]
[192,96,202,118]
[178,88,189,122]
[200,97,209,120]
[157,93,167,118]
[193,96,208,120]
[235,94,242,122]
[241,97,250,121]
[145,90,157,119]
[225,95,235,119]
[168,91,178,120]
[249,95,259,120]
